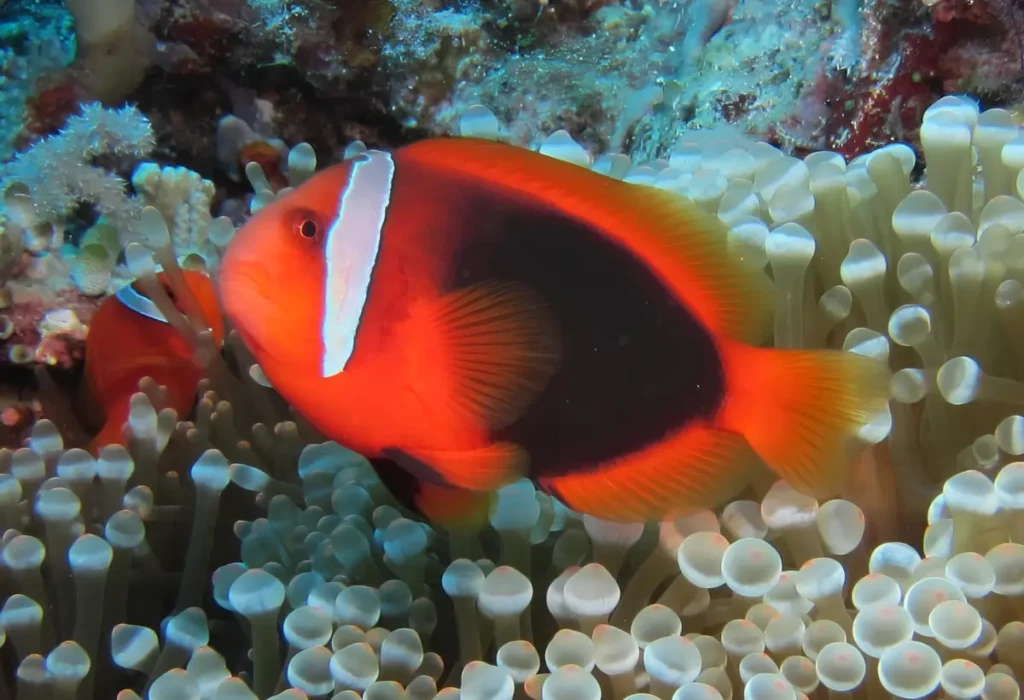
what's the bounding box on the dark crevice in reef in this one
[130,64,427,202]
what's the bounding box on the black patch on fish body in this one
[399,164,728,479]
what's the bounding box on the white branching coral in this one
[132,163,217,263]
[0,103,155,239]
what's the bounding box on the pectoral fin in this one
[401,281,560,432]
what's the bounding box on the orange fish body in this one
[85,270,225,454]
[220,138,889,524]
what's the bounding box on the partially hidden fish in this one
[219,138,890,525]
[84,269,225,454]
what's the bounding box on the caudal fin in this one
[718,341,891,500]
[87,406,129,456]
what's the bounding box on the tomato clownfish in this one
[219,138,890,526]
[84,270,225,455]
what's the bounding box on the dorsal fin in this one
[397,138,773,344]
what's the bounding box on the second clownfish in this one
[84,270,224,454]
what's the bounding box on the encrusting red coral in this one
[776,0,1024,159]
[20,79,82,140]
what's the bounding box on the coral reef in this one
[0,0,76,160]
[4,0,1024,177]
[0,103,156,240]
[3,0,1018,214]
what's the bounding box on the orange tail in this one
[717,340,891,500]
[87,401,130,456]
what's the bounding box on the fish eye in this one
[291,209,323,243]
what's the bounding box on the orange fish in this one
[84,270,225,454]
[219,138,889,524]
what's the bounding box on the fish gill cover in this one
[0,0,1023,698]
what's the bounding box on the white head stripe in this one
[115,284,169,324]
[321,150,395,378]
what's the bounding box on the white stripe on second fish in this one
[115,284,168,324]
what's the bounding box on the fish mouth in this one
[218,265,283,360]
[219,263,273,316]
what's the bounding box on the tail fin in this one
[717,340,891,499]
[88,417,128,456]
[87,399,129,457]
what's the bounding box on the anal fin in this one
[415,482,493,534]
[369,456,493,533]
[539,424,763,523]
[385,442,530,492]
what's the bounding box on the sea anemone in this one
[2,94,1024,699]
